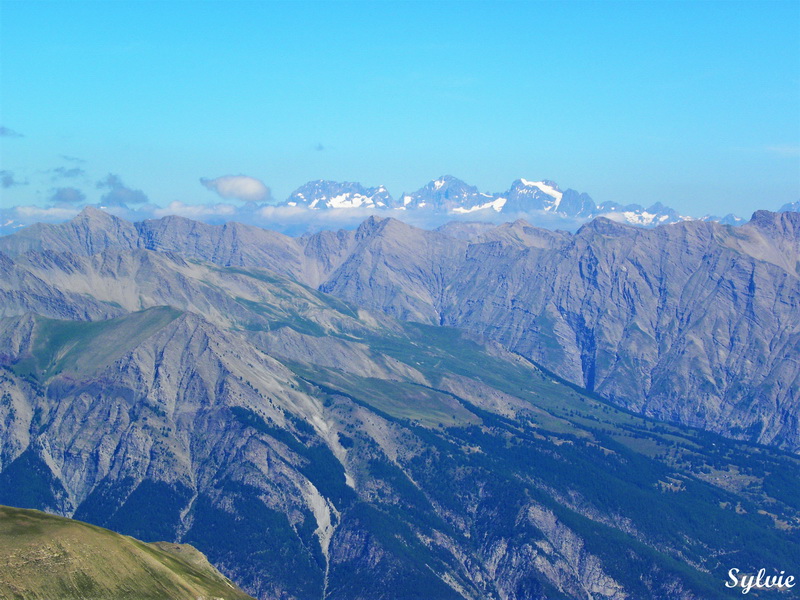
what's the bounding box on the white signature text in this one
[726,568,795,594]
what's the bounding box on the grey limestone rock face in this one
[319,216,470,324]
[316,212,800,451]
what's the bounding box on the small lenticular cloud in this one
[200,175,270,202]
[0,126,23,138]
[765,144,800,157]
[50,187,87,204]
[0,170,22,188]
[154,201,238,219]
[52,166,86,179]
[96,173,148,206]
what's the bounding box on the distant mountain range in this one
[2,176,796,237]
[281,175,753,227]
[780,199,800,213]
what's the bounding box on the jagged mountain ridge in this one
[0,243,799,599]
[278,175,706,226]
[2,208,797,451]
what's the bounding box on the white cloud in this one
[153,201,239,219]
[0,126,23,138]
[1,199,595,237]
[200,175,270,202]
[50,187,87,204]
[765,144,800,157]
[96,173,149,206]
[13,205,82,220]
[0,170,24,188]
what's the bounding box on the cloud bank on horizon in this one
[1,194,592,237]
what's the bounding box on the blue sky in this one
[1,0,798,221]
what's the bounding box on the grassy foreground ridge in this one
[0,504,254,600]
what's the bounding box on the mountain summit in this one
[286,180,395,209]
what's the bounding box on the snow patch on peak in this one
[327,193,372,209]
[515,179,564,210]
[452,197,507,214]
[621,211,657,226]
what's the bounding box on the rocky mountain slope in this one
[320,212,800,450]
[3,208,797,452]
[0,228,799,599]
[0,504,253,599]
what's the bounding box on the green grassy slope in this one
[341,321,800,528]
[0,505,254,600]
[10,306,182,379]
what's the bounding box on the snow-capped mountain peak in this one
[502,179,565,213]
[779,199,800,213]
[518,178,563,207]
[285,180,394,210]
[398,176,487,212]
